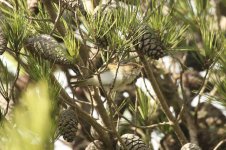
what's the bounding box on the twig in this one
[176,104,185,121]
[177,67,187,121]
[194,69,209,122]
[72,97,92,105]
[9,53,21,103]
[50,75,113,147]
[134,90,138,133]
[209,86,218,96]
[173,56,199,145]
[86,88,113,149]
[138,54,187,145]
[119,111,172,129]
[171,74,199,145]
[6,47,30,57]
[109,61,121,92]
[142,74,157,100]
[76,13,87,45]
[42,0,66,36]
[167,56,199,144]
[213,139,226,150]
[50,0,65,36]
[3,97,10,116]
[92,87,112,128]
[85,88,95,118]
[14,0,18,10]
[25,16,52,22]
[95,63,128,150]
[0,0,13,8]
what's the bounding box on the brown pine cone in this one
[58,108,78,142]
[134,25,165,60]
[24,34,74,67]
[116,134,149,150]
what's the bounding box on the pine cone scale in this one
[24,34,74,66]
[134,25,165,60]
[116,134,149,150]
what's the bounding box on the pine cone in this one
[181,143,201,150]
[58,108,78,142]
[116,134,149,150]
[0,26,7,55]
[24,34,74,67]
[85,140,105,150]
[134,25,165,60]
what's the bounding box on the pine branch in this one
[50,75,113,147]
[42,0,66,36]
[138,54,188,145]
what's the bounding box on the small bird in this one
[70,63,142,91]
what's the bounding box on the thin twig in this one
[72,97,92,105]
[213,139,226,150]
[3,97,10,116]
[172,56,199,145]
[138,54,187,145]
[92,87,112,127]
[194,69,209,122]
[86,87,95,118]
[9,53,20,103]
[0,0,13,8]
[177,69,187,121]
[142,74,157,100]
[14,0,18,10]
[76,13,87,45]
[50,75,113,146]
[109,61,121,92]
[209,86,218,96]
[121,121,171,129]
[42,0,66,36]
[96,62,128,150]
[8,47,111,146]
[50,0,65,36]
[112,99,171,129]
[25,16,52,22]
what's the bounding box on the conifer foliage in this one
[0,0,226,150]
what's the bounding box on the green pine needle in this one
[1,11,29,52]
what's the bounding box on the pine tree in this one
[0,0,226,150]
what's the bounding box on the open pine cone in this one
[116,134,149,150]
[134,25,165,60]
